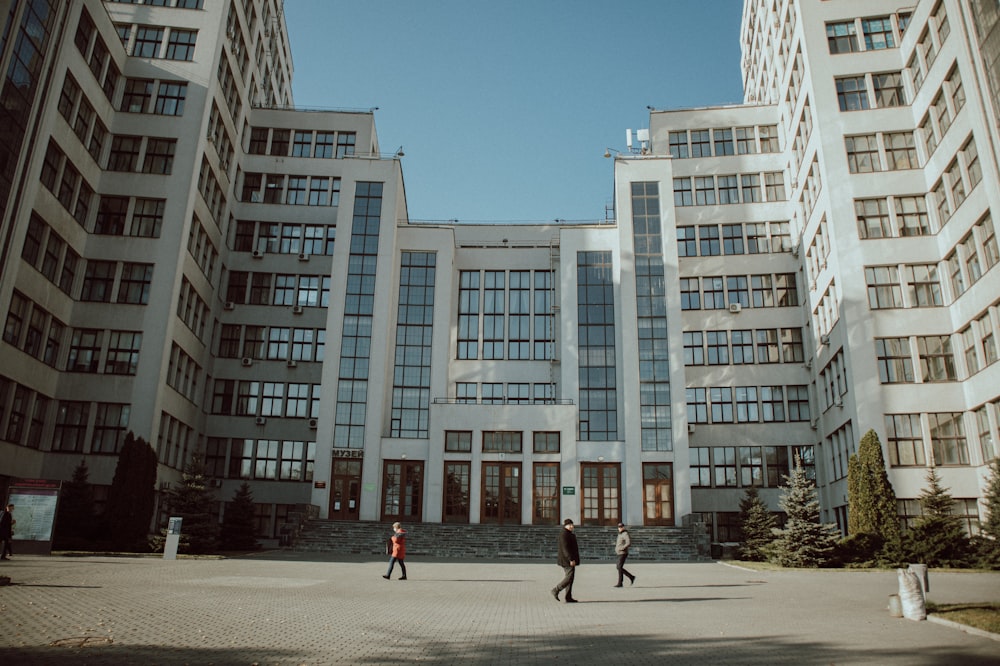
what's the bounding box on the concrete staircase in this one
[293,520,711,561]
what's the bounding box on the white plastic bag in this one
[897,568,926,621]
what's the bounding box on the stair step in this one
[291,520,710,561]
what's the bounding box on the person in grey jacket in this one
[614,522,635,587]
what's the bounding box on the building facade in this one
[1,0,997,545]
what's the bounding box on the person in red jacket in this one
[382,522,407,580]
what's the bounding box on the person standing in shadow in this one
[551,518,579,603]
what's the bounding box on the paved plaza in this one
[0,552,998,665]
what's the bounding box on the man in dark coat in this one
[551,518,580,603]
[1,503,14,560]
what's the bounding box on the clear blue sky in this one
[283,1,745,222]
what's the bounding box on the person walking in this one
[382,521,407,580]
[551,518,579,603]
[614,522,636,587]
[1,503,14,560]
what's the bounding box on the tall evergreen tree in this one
[220,482,259,551]
[164,455,219,554]
[54,459,97,550]
[738,485,776,561]
[847,429,902,562]
[106,433,158,551]
[903,467,969,567]
[771,455,840,567]
[972,458,1000,568]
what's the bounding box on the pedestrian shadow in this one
[573,596,750,604]
[407,579,528,583]
[8,583,103,589]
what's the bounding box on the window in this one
[774,273,798,307]
[896,196,930,236]
[690,448,710,487]
[781,328,804,363]
[929,412,968,465]
[694,177,716,205]
[687,388,707,424]
[683,331,703,365]
[718,175,739,204]
[886,414,924,466]
[735,127,755,154]
[81,261,115,302]
[846,135,880,173]
[759,125,779,152]
[836,76,869,111]
[761,387,785,422]
[699,225,720,256]
[165,29,196,61]
[142,138,176,174]
[117,263,152,304]
[690,130,711,157]
[315,132,334,158]
[764,172,785,201]
[963,138,982,189]
[731,330,753,364]
[979,214,998,270]
[727,276,749,308]
[673,178,692,206]
[918,335,957,381]
[713,447,737,486]
[107,135,141,171]
[884,132,917,170]
[132,198,165,237]
[862,17,895,50]
[336,132,356,157]
[132,26,163,57]
[680,278,700,310]
[827,21,859,53]
[292,131,313,157]
[722,225,744,254]
[746,224,768,253]
[756,329,780,364]
[865,266,902,309]
[873,72,905,107]
[270,130,290,156]
[876,338,914,383]
[668,131,688,158]
[677,227,696,257]
[741,174,761,202]
[751,275,774,307]
[713,129,734,156]
[706,331,729,365]
[105,330,141,375]
[786,386,810,422]
[53,401,90,452]
[154,81,186,115]
[533,431,560,453]
[483,431,522,453]
[703,277,725,309]
[906,264,942,307]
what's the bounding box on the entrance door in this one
[329,459,362,520]
[382,460,423,523]
[581,462,620,526]
[642,462,674,525]
[481,462,521,524]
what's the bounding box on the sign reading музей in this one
[7,478,61,555]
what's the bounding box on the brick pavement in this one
[1,553,998,665]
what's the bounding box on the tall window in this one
[836,76,869,111]
[457,271,479,359]
[577,251,617,441]
[483,271,505,360]
[876,338,914,383]
[887,413,924,467]
[533,271,553,360]
[508,271,530,360]
[390,252,436,438]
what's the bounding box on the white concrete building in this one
[1,0,997,546]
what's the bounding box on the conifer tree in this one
[972,458,1000,568]
[54,459,97,550]
[771,455,840,567]
[738,485,776,561]
[847,429,901,562]
[903,467,969,567]
[163,455,220,554]
[106,433,158,551]
[220,482,259,551]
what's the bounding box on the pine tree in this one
[220,482,259,551]
[54,459,97,550]
[106,433,158,551]
[163,455,219,554]
[972,458,1000,568]
[846,429,902,563]
[771,455,840,567]
[903,467,969,567]
[738,485,776,561]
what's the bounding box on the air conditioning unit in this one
[252,249,264,258]
[687,423,696,434]
[241,357,253,367]
[810,418,819,430]
[298,253,310,261]
[286,359,297,368]
[728,303,742,314]
[255,416,267,426]
[820,334,830,345]
[224,301,236,311]
[804,359,813,369]
[308,418,318,429]
[835,396,844,407]
[791,246,800,257]
[291,305,303,314]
